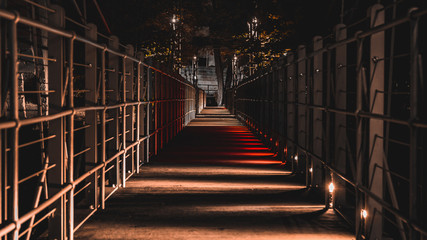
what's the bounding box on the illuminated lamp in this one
[361,209,368,219]
[329,182,335,193]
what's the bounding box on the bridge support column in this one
[84,23,98,211]
[355,30,366,238]
[334,23,348,213]
[47,5,66,240]
[409,7,420,240]
[312,36,323,190]
[107,36,121,188]
[368,4,385,239]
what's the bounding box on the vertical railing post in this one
[107,36,120,187]
[334,23,347,211]
[47,5,66,239]
[8,13,19,240]
[84,23,98,211]
[312,36,323,189]
[409,7,420,240]
[154,70,158,155]
[0,0,4,228]
[278,57,285,162]
[146,65,151,163]
[325,48,332,208]
[121,55,127,188]
[66,34,75,240]
[274,65,279,142]
[368,5,385,239]
[100,47,106,209]
[136,52,144,174]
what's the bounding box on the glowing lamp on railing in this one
[309,167,313,173]
[294,155,298,161]
[329,182,335,193]
[361,209,368,219]
[270,138,273,142]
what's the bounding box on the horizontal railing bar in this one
[18,90,55,94]
[18,164,56,185]
[65,61,92,68]
[23,0,55,12]
[125,171,135,181]
[73,182,91,197]
[104,187,118,201]
[105,136,115,143]
[17,208,56,238]
[16,52,56,62]
[105,164,115,174]
[18,134,56,149]
[73,147,91,158]
[73,124,92,133]
[73,208,97,233]
[64,16,89,30]
[0,184,73,237]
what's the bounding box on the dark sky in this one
[54,0,427,58]
[61,0,359,46]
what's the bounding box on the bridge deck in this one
[75,107,353,239]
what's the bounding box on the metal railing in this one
[228,3,427,240]
[0,4,202,240]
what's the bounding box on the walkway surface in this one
[75,107,354,240]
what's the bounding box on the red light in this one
[270,138,273,142]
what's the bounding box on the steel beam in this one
[368,5,385,239]
[409,7,420,240]
[47,5,66,240]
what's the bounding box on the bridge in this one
[0,1,426,240]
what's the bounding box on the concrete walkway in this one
[75,107,354,240]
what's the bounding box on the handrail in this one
[0,5,203,240]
